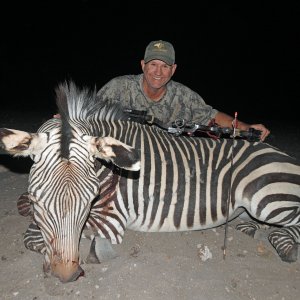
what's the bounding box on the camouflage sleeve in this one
[171,82,218,125]
[188,91,219,125]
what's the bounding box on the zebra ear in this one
[0,128,47,157]
[90,136,141,171]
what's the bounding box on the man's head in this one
[144,40,175,65]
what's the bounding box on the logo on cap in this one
[153,42,167,51]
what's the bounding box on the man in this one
[97,40,270,141]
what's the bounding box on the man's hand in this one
[249,124,270,141]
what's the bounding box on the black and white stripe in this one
[6,80,300,282]
[85,121,300,259]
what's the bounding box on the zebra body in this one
[1,81,299,282]
[89,122,300,236]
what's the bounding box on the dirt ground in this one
[0,111,300,300]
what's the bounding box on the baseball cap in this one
[144,40,175,65]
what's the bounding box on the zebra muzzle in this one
[51,260,85,283]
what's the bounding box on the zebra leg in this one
[17,192,33,217]
[233,208,264,237]
[236,221,264,238]
[236,219,273,242]
[86,236,118,264]
[268,226,300,263]
[24,222,46,254]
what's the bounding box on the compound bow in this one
[124,109,262,142]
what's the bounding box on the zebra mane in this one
[56,81,126,121]
[55,80,128,158]
[55,80,127,123]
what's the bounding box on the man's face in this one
[141,59,177,90]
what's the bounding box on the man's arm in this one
[214,111,270,141]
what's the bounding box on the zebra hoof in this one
[86,237,118,264]
[268,229,299,263]
[86,238,100,264]
[276,243,298,263]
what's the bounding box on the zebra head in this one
[0,82,140,283]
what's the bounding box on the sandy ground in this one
[0,111,300,300]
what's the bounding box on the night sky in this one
[1,1,299,124]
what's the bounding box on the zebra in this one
[0,81,299,283]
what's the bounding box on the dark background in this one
[1,1,299,125]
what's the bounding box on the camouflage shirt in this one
[97,74,218,126]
